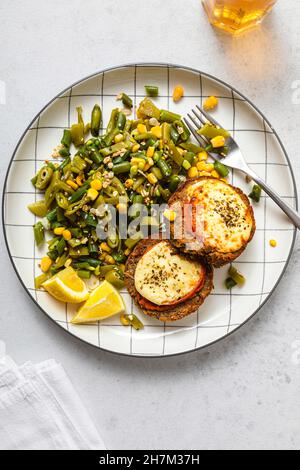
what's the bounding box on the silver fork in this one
[184,105,300,230]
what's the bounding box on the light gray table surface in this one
[0,0,299,450]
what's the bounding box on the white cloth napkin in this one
[0,356,105,450]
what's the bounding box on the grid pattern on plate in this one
[3,64,297,357]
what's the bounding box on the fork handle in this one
[246,169,300,230]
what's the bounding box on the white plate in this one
[2,64,298,357]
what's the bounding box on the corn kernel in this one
[54,226,65,236]
[199,171,212,177]
[62,229,72,241]
[143,163,150,172]
[132,143,140,153]
[196,161,208,172]
[151,126,162,139]
[100,242,111,253]
[147,157,154,167]
[211,170,220,179]
[125,179,134,189]
[188,167,198,178]
[203,96,218,111]
[66,180,78,190]
[211,135,226,148]
[40,256,53,273]
[138,160,146,170]
[87,188,99,201]
[198,151,208,161]
[205,163,214,172]
[146,146,155,158]
[64,258,72,268]
[137,123,147,134]
[75,175,84,186]
[124,248,131,257]
[147,173,158,185]
[90,179,102,191]
[172,85,184,103]
[114,133,124,143]
[270,239,277,248]
[117,203,127,213]
[163,209,177,222]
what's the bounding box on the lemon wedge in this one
[71,280,125,324]
[42,267,89,304]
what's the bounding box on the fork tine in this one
[183,117,206,147]
[192,108,206,126]
[196,104,220,127]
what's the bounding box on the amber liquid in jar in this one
[202,0,277,34]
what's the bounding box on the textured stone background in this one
[0,0,299,450]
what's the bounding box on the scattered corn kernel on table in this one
[1,0,300,450]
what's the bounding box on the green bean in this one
[180,142,204,154]
[27,200,48,217]
[156,158,172,178]
[58,156,71,171]
[214,161,229,178]
[33,222,44,246]
[59,147,70,158]
[69,246,89,257]
[198,123,230,139]
[170,125,180,144]
[132,194,144,204]
[68,184,89,203]
[56,237,66,256]
[106,108,119,134]
[225,277,237,290]
[134,133,157,142]
[184,152,196,165]
[249,185,262,203]
[161,123,170,147]
[112,161,131,175]
[35,166,53,190]
[112,252,127,264]
[91,104,102,137]
[61,129,72,148]
[116,112,126,131]
[229,266,246,286]
[118,92,133,108]
[88,239,99,256]
[77,269,92,279]
[53,252,69,270]
[100,142,126,157]
[46,207,57,222]
[160,109,181,123]
[70,120,84,147]
[145,85,159,97]
[99,265,115,276]
[89,148,103,165]
[132,177,145,191]
[150,166,163,180]
[168,175,181,193]
[31,174,38,186]
[173,120,190,142]
[68,238,82,248]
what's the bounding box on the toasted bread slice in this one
[168,177,256,267]
[125,238,213,322]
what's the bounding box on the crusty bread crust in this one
[168,176,256,267]
[125,238,214,322]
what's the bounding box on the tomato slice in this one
[138,264,206,311]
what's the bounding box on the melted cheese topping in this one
[187,179,253,253]
[134,241,203,306]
